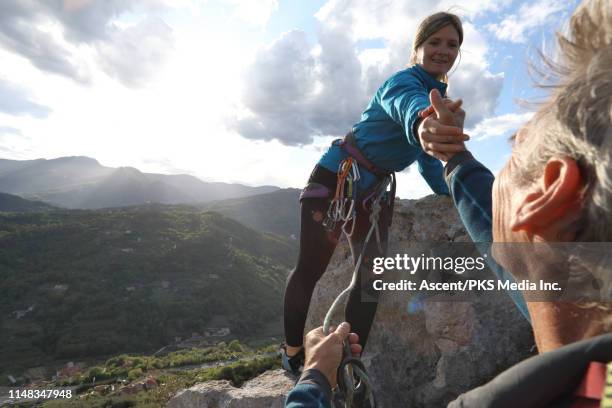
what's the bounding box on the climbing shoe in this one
[280,344,305,375]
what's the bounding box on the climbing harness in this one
[299,130,397,407]
[323,175,393,408]
[323,131,395,236]
[324,157,360,236]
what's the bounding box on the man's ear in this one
[511,157,583,235]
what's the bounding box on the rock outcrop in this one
[169,195,535,408]
[168,370,294,408]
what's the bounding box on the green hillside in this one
[202,188,301,237]
[0,192,56,212]
[0,205,297,380]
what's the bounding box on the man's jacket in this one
[444,152,529,320]
[285,333,612,407]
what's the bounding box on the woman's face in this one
[417,24,460,78]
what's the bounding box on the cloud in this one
[0,79,52,118]
[222,0,279,26]
[315,0,440,52]
[448,63,504,128]
[0,0,174,87]
[230,0,425,146]
[231,0,505,145]
[229,28,368,145]
[0,123,32,159]
[467,112,534,141]
[486,0,565,43]
[444,22,504,127]
[0,1,92,83]
[437,0,515,18]
[0,126,23,136]
[314,0,515,42]
[96,17,174,88]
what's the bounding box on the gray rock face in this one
[305,195,535,407]
[167,369,294,408]
[169,195,535,408]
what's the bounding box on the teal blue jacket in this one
[318,64,449,195]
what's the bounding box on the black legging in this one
[283,165,390,350]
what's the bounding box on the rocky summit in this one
[168,195,535,408]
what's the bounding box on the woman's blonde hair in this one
[409,12,463,82]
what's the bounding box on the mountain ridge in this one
[0,157,281,209]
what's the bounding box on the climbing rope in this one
[322,175,391,408]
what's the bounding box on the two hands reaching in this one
[417,89,469,162]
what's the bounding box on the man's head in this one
[490,0,612,349]
[493,0,612,244]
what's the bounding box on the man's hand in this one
[303,322,362,388]
[419,92,466,129]
[417,89,468,161]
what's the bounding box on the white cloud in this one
[448,63,504,128]
[459,22,489,68]
[315,0,428,43]
[228,28,368,145]
[96,17,174,88]
[0,1,175,87]
[222,0,279,26]
[0,125,20,134]
[437,0,515,18]
[467,112,534,141]
[0,121,33,158]
[487,0,565,43]
[0,78,52,118]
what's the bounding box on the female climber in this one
[282,11,468,374]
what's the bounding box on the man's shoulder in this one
[448,334,612,408]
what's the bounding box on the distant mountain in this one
[0,192,56,212]
[0,158,48,175]
[0,156,113,194]
[0,157,279,209]
[202,188,301,237]
[77,167,195,209]
[0,206,297,376]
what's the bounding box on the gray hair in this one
[512,0,612,331]
[513,0,612,242]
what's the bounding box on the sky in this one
[0,0,581,199]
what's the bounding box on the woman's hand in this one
[417,89,469,161]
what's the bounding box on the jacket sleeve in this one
[378,72,448,195]
[285,369,332,408]
[444,151,530,322]
[417,153,449,195]
[378,72,431,148]
[444,151,495,242]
